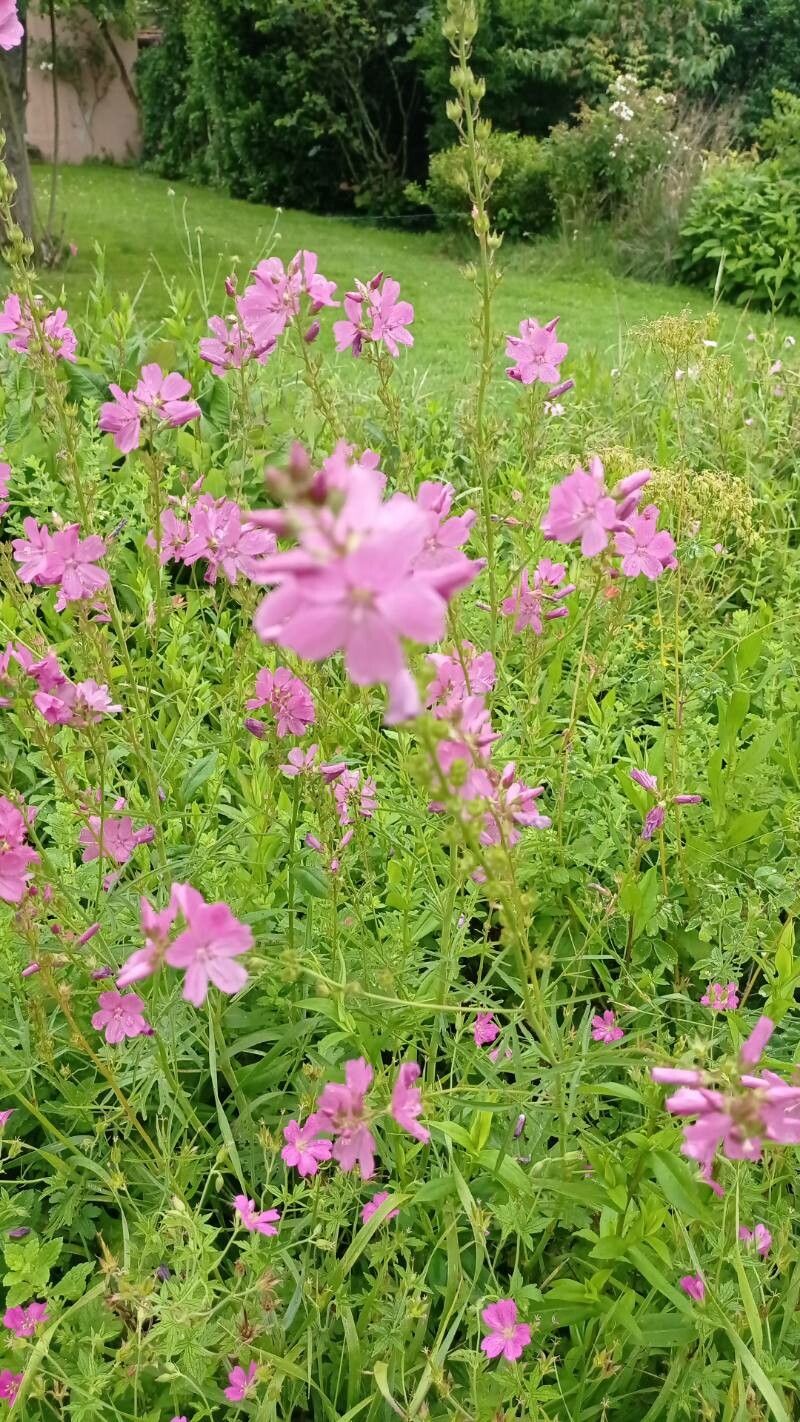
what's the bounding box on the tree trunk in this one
[0,14,34,241]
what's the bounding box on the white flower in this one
[544,401,565,418]
[610,367,621,379]
[702,340,717,348]
[784,335,796,348]
[610,100,634,121]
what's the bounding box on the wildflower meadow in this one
[0,3,800,1419]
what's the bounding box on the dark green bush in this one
[679,154,800,312]
[408,129,553,240]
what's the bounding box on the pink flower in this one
[246,666,315,737]
[739,1223,772,1256]
[199,314,275,376]
[701,982,739,1012]
[0,1110,14,1129]
[79,815,154,866]
[313,1059,377,1178]
[0,1370,22,1405]
[501,559,574,635]
[237,250,337,344]
[0,461,10,518]
[541,458,619,556]
[0,0,23,50]
[99,364,201,453]
[280,745,319,777]
[34,678,121,727]
[12,517,56,585]
[224,1361,258,1403]
[116,895,178,988]
[480,1299,531,1361]
[477,763,551,847]
[390,1062,429,1143]
[42,309,77,362]
[334,273,414,358]
[179,496,276,585]
[506,316,568,386]
[614,504,677,580]
[630,767,659,792]
[251,454,481,724]
[233,1195,280,1236]
[361,1190,399,1224]
[0,796,39,903]
[332,769,377,827]
[50,526,109,610]
[281,1118,333,1177]
[473,1012,501,1046]
[591,1009,624,1043]
[3,1301,48,1337]
[146,507,189,564]
[164,883,253,1006]
[90,990,151,1043]
[679,1275,705,1303]
[426,642,495,715]
[630,768,702,839]
[0,295,76,360]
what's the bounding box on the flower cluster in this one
[701,981,739,1012]
[199,314,276,377]
[250,447,481,722]
[246,667,315,738]
[652,1016,800,1195]
[117,884,253,1007]
[630,767,702,840]
[333,272,414,358]
[0,796,39,904]
[91,990,152,1043]
[506,316,568,387]
[148,492,276,585]
[542,459,676,578]
[280,1057,428,1181]
[12,519,109,611]
[501,558,575,635]
[0,293,77,362]
[99,363,201,453]
[237,249,337,347]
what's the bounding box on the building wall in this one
[26,7,140,164]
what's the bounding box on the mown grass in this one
[31,163,794,383]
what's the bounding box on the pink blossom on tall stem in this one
[541,457,619,556]
[91,990,151,1043]
[591,1009,624,1043]
[199,314,276,376]
[332,769,377,827]
[246,667,315,737]
[630,767,702,840]
[739,1223,772,1256]
[0,1110,13,1129]
[679,1275,705,1303]
[176,495,277,584]
[281,1118,333,1177]
[474,1012,501,1046]
[2,1301,47,1337]
[116,895,178,988]
[224,1361,258,1403]
[12,520,109,610]
[0,294,77,360]
[280,745,319,777]
[233,1195,280,1236]
[0,796,39,904]
[390,1063,429,1143]
[701,982,739,1012]
[99,363,201,453]
[361,1191,399,1224]
[506,316,567,386]
[478,763,551,847]
[79,815,154,866]
[0,0,23,50]
[614,504,678,580]
[334,273,414,357]
[480,1299,532,1361]
[237,250,338,345]
[0,1370,22,1405]
[34,678,121,727]
[164,883,253,1007]
[312,1058,377,1178]
[501,558,575,635]
[426,642,495,715]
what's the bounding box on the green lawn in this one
[31,163,792,378]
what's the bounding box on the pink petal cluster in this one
[0,294,77,361]
[390,1063,429,1142]
[99,363,201,453]
[91,990,151,1043]
[148,494,276,585]
[0,795,39,904]
[34,677,121,727]
[334,272,414,358]
[250,449,481,723]
[0,1370,22,1405]
[3,1301,48,1337]
[701,982,739,1012]
[0,461,10,518]
[12,519,109,611]
[116,884,253,1007]
[541,461,675,575]
[630,767,702,841]
[361,1190,399,1224]
[237,249,338,346]
[280,1119,333,1177]
[480,1299,531,1361]
[501,558,575,635]
[739,1223,771,1256]
[0,0,23,50]
[332,768,377,827]
[224,1361,258,1403]
[233,1195,280,1236]
[473,1012,501,1046]
[591,1009,624,1043]
[652,1016,800,1195]
[79,811,154,867]
[246,666,315,737]
[679,1274,705,1303]
[199,314,276,376]
[285,1058,428,1182]
[426,641,496,716]
[614,504,677,580]
[506,316,567,386]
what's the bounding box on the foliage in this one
[679,153,800,311]
[758,90,800,176]
[716,0,800,138]
[408,127,553,240]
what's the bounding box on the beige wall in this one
[26,7,140,164]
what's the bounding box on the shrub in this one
[679,153,800,310]
[409,128,553,240]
